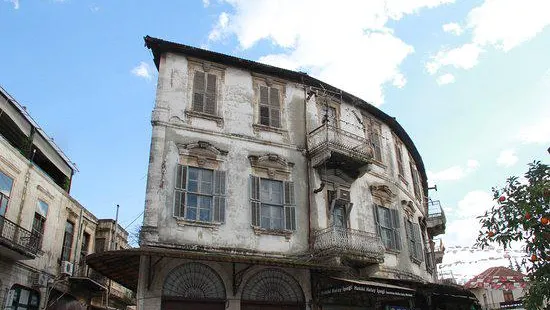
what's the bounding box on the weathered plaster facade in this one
[133,36,458,310]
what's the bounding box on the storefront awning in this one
[87,246,347,292]
[320,277,415,298]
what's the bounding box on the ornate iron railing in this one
[0,214,40,255]
[428,200,445,218]
[308,123,373,161]
[312,227,385,262]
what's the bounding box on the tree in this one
[476,161,550,309]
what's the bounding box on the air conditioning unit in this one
[61,261,74,276]
[32,273,49,287]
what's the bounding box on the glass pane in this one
[186,206,197,220]
[271,206,283,230]
[188,180,198,193]
[271,181,283,205]
[188,168,199,181]
[260,205,271,229]
[187,194,198,207]
[37,200,48,217]
[0,172,13,197]
[0,199,7,216]
[199,208,211,222]
[200,169,213,194]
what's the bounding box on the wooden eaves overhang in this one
[86,246,347,292]
[143,35,430,202]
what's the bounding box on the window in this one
[365,117,383,162]
[259,85,281,128]
[81,232,90,260]
[409,159,421,200]
[373,205,401,251]
[0,171,13,216]
[192,70,217,115]
[174,165,226,223]
[405,219,424,263]
[61,221,74,262]
[322,106,338,126]
[328,189,350,228]
[394,139,404,178]
[8,285,40,310]
[31,200,48,249]
[95,238,106,253]
[250,176,295,231]
[333,206,346,228]
[503,290,514,302]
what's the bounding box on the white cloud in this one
[208,0,456,105]
[517,117,550,144]
[496,149,518,167]
[428,0,550,79]
[426,43,484,75]
[202,0,210,7]
[5,0,19,9]
[208,12,230,41]
[442,22,463,35]
[436,73,455,85]
[427,159,479,183]
[468,0,550,52]
[131,62,153,80]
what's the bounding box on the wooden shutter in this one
[192,71,205,112]
[269,87,280,128]
[205,73,217,115]
[259,86,270,126]
[373,205,381,238]
[413,223,424,261]
[284,181,295,230]
[405,219,413,257]
[390,209,401,251]
[174,165,187,217]
[213,170,226,223]
[250,176,261,226]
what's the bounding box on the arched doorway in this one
[161,262,226,310]
[241,269,305,310]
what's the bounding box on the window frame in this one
[191,70,218,115]
[409,157,422,201]
[394,137,405,179]
[174,165,226,224]
[405,218,424,264]
[365,116,383,163]
[250,176,296,232]
[0,170,14,216]
[60,220,75,262]
[373,205,401,252]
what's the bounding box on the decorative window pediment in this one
[370,184,396,205]
[401,200,415,218]
[177,141,227,169]
[248,154,293,179]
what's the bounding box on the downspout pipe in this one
[303,81,313,250]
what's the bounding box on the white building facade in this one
[88,36,477,310]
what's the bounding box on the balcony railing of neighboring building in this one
[0,213,39,258]
[427,199,446,236]
[312,226,385,265]
[307,123,374,179]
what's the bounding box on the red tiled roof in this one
[464,267,528,290]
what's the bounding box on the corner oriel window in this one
[373,205,401,251]
[0,171,13,216]
[192,71,217,115]
[174,165,226,223]
[250,176,295,231]
[259,85,281,128]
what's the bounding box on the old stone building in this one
[88,36,479,310]
[0,86,133,309]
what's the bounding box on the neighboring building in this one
[0,86,133,310]
[88,36,479,310]
[464,266,528,310]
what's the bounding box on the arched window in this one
[241,269,304,303]
[162,262,226,300]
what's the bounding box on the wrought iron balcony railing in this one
[427,200,446,236]
[312,227,385,264]
[0,214,40,258]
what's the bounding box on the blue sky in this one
[1,0,549,282]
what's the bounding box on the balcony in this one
[0,214,39,260]
[312,227,385,267]
[308,123,373,179]
[427,200,446,236]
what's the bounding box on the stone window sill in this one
[185,110,224,126]
[174,217,222,230]
[252,124,287,135]
[252,226,293,239]
[385,248,401,255]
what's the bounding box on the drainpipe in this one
[303,82,313,249]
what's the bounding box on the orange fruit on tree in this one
[498,196,506,202]
[531,254,537,262]
[487,231,495,237]
[541,217,549,225]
